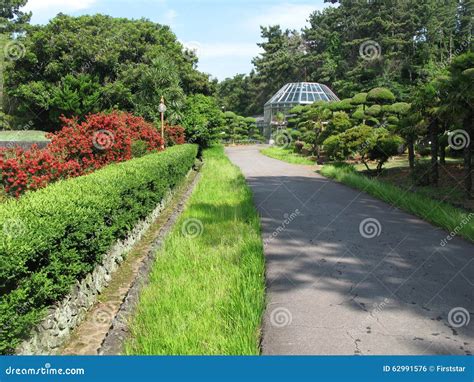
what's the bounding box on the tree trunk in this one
[0,34,6,115]
[463,115,473,198]
[439,144,446,165]
[408,138,415,170]
[430,121,439,185]
[464,145,472,199]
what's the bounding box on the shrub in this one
[164,125,186,146]
[49,111,164,169]
[323,135,345,160]
[0,146,82,197]
[366,87,396,104]
[131,140,148,158]
[181,94,224,148]
[411,161,431,186]
[416,144,431,157]
[294,141,304,154]
[0,144,198,354]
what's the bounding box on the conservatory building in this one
[263,82,339,138]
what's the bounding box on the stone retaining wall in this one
[0,141,49,150]
[16,185,179,355]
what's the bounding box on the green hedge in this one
[0,144,198,354]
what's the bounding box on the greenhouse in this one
[263,82,339,138]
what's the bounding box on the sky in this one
[23,0,330,80]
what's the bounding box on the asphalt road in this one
[225,145,473,355]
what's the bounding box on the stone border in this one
[0,141,49,150]
[100,172,201,354]
[16,170,199,355]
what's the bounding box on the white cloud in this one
[248,3,321,31]
[25,0,97,12]
[164,9,177,26]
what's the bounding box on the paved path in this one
[225,146,473,355]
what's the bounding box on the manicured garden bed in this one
[0,144,198,354]
[125,145,265,355]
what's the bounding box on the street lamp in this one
[158,96,167,149]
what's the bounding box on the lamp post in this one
[158,96,167,149]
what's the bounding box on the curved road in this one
[226,145,473,355]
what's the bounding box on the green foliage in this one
[6,14,213,131]
[130,140,148,158]
[323,134,345,160]
[0,144,198,354]
[351,92,368,105]
[366,88,396,105]
[0,0,30,34]
[182,95,224,148]
[365,104,382,117]
[220,111,262,143]
[411,161,431,186]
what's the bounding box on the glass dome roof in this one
[265,82,339,106]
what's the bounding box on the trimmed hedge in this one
[0,144,198,354]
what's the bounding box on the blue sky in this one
[24,0,329,80]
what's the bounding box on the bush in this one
[366,87,396,104]
[323,135,345,160]
[181,94,224,148]
[294,141,304,154]
[411,161,431,186]
[49,111,164,168]
[0,144,198,354]
[131,140,148,158]
[416,144,431,157]
[164,125,186,146]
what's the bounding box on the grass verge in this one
[260,146,315,165]
[0,130,48,141]
[320,164,474,242]
[125,145,265,355]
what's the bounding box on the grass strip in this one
[0,130,49,142]
[320,164,474,243]
[125,145,265,355]
[260,146,315,165]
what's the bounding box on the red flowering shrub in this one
[1,111,168,196]
[164,125,186,146]
[48,111,164,169]
[0,146,82,197]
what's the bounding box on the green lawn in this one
[320,164,474,242]
[260,146,315,165]
[0,130,49,141]
[125,145,265,355]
